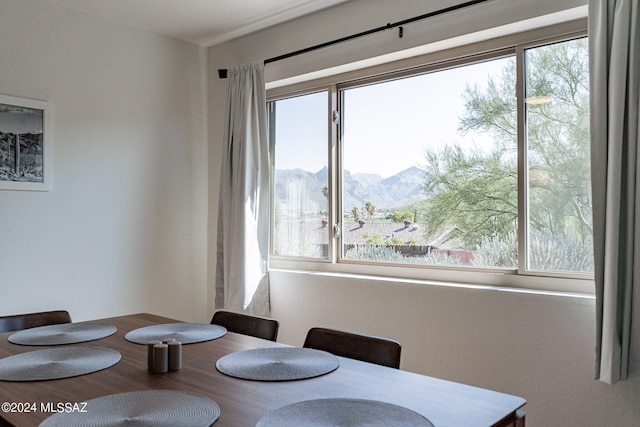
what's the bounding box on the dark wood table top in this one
[0,313,525,426]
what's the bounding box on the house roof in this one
[342,221,429,245]
[276,219,432,246]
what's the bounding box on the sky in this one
[273,56,511,178]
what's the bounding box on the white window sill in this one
[270,258,595,297]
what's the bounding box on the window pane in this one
[271,92,329,258]
[525,38,593,273]
[341,57,518,268]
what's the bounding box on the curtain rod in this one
[217,0,492,79]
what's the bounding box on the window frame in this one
[267,21,593,295]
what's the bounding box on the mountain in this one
[274,166,425,212]
[274,168,328,215]
[378,166,425,206]
[352,172,383,187]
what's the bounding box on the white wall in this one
[208,0,640,425]
[0,0,208,323]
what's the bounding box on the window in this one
[270,91,329,259]
[341,57,518,269]
[523,39,592,274]
[268,31,592,290]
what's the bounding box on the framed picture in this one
[0,94,52,191]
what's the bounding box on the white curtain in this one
[215,63,270,316]
[590,0,640,384]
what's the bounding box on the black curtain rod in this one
[218,0,491,79]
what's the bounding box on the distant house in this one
[274,219,474,263]
[342,220,428,245]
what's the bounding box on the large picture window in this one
[341,56,518,269]
[268,32,592,289]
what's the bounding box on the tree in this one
[351,206,361,223]
[421,38,592,270]
[391,204,422,223]
[365,201,376,219]
[421,55,519,249]
[524,40,591,243]
[423,145,517,248]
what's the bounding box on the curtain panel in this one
[590,0,640,384]
[215,63,270,316]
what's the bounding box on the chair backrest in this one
[210,310,279,341]
[303,327,402,369]
[0,310,72,333]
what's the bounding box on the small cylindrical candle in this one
[168,341,182,371]
[152,343,168,373]
[147,340,162,371]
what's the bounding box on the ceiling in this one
[46,0,349,47]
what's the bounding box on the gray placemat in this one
[8,323,117,346]
[216,347,339,381]
[39,390,220,427]
[256,398,435,427]
[0,346,121,381]
[125,323,227,344]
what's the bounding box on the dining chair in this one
[210,310,280,341]
[0,310,72,333]
[303,327,402,369]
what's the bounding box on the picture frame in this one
[0,94,52,191]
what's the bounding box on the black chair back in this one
[303,327,401,369]
[211,310,279,341]
[0,310,72,333]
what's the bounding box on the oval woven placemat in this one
[256,398,434,427]
[216,347,339,381]
[0,346,121,382]
[39,389,220,427]
[8,323,117,346]
[124,323,227,345]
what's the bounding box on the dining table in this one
[0,313,525,426]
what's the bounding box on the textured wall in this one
[0,0,208,323]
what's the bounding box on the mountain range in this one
[274,166,425,212]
